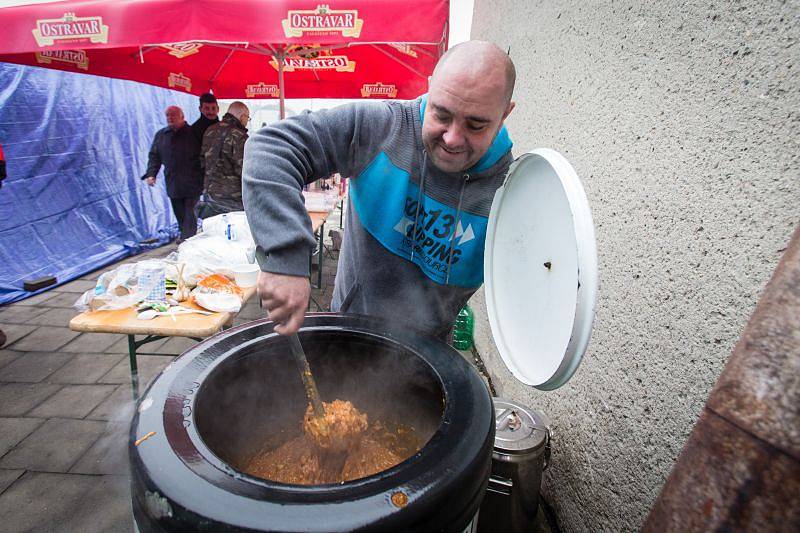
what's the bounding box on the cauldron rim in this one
[130,313,494,532]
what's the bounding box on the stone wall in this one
[469,1,800,530]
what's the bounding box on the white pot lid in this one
[484,149,598,390]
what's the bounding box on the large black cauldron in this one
[130,314,494,532]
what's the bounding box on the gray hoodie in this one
[242,95,513,339]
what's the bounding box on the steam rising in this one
[193,329,445,471]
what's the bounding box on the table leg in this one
[317,220,325,289]
[127,334,140,402]
[125,334,176,402]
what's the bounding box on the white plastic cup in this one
[233,264,260,288]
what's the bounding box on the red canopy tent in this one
[0,0,449,117]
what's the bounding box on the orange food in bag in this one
[195,274,244,299]
[189,274,245,311]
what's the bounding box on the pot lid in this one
[493,398,550,454]
[484,149,598,390]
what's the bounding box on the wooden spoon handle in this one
[288,333,326,418]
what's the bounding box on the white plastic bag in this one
[302,191,339,212]
[177,234,254,284]
[73,263,142,312]
[193,291,242,313]
[190,273,244,313]
[162,252,197,290]
[200,211,254,243]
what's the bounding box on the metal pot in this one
[130,313,494,532]
[478,399,551,533]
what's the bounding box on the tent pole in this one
[369,44,429,80]
[277,50,286,120]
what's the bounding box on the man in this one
[243,41,515,338]
[191,92,219,144]
[142,106,203,242]
[199,101,250,217]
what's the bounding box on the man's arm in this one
[243,101,394,277]
[242,101,395,333]
[190,131,202,187]
[200,127,219,191]
[231,132,245,182]
[199,132,207,177]
[142,130,162,183]
[191,119,204,144]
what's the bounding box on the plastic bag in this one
[200,211,254,243]
[161,252,197,290]
[302,191,340,211]
[73,262,146,311]
[191,273,244,313]
[174,212,256,285]
[137,260,167,301]
[177,234,255,284]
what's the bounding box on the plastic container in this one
[452,305,475,350]
[233,264,260,288]
[137,260,166,301]
[478,398,551,533]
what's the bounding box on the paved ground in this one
[0,203,552,532]
[0,208,343,532]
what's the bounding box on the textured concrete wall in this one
[469,1,799,531]
[644,226,800,531]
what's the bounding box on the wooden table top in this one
[69,285,258,338]
[309,209,330,233]
[70,203,337,338]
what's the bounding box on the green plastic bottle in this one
[452,305,474,350]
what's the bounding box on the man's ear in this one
[502,101,515,122]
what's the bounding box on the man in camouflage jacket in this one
[200,101,250,217]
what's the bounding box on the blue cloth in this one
[0,63,199,305]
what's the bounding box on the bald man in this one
[199,101,250,217]
[143,105,203,242]
[243,41,516,338]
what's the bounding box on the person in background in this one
[142,106,203,242]
[243,41,515,338]
[191,92,219,144]
[199,101,250,217]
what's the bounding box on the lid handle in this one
[496,408,523,432]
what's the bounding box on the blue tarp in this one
[0,63,199,305]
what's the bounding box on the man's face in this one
[422,69,514,173]
[200,102,219,120]
[165,107,184,129]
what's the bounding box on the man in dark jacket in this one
[143,105,203,241]
[191,92,219,144]
[200,101,250,217]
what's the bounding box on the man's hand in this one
[258,271,310,335]
[145,176,156,186]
